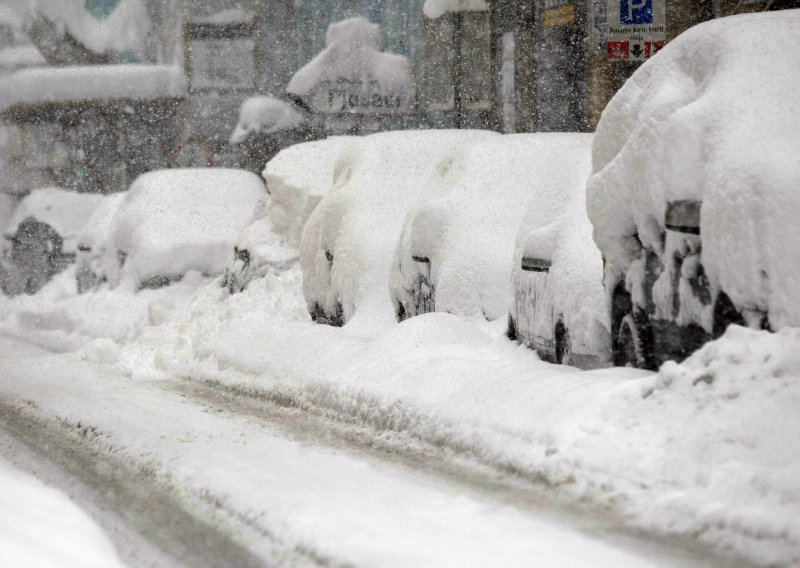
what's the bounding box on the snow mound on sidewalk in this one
[0,458,125,568]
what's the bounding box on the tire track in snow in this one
[170,376,755,568]
[0,398,322,568]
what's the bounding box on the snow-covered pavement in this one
[0,334,732,568]
[0,266,798,566]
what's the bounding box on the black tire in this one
[712,292,744,339]
[555,323,573,366]
[616,311,656,370]
[506,314,517,341]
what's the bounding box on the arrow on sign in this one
[631,43,644,58]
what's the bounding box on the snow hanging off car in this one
[587,10,800,367]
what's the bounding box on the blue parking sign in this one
[620,0,653,24]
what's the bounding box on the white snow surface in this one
[0,127,799,565]
[30,0,151,57]
[587,11,800,330]
[391,133,594,323]
[4,187,104,253]
[0,45,46,70]
[423,0,489,19]
[509,134,609,360]
[287,17,414,102]
[0,65,186,111]
[0,457,125,568]
[229,96,305,144]
[300,129,498,331]
[106,169,264,289]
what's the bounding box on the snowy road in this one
[0,335,752,568]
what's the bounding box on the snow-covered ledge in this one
[423,0,489,19]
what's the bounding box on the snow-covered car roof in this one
[300,129,498,329]
[229,96,306,144]
[107,168,264,289]
[0,64,186,112]
[587,10,800,329]
[5,187,105,250]
[392,133,594,321]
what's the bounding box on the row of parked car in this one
[2,12,794,372]
[295,11,800,370]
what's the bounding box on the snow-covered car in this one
[105,168,264,291]
[391,134,594,325]
[223,137,354,293]
[2,187,103,295]
[229,95,319,176]
[75,192,126,293]
[508,135,610,368]
[300,129,497,329]
[587,11,800,369]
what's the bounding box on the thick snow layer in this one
[0,65,186,111]
[229,96,305,144]
[75,192,127,291]
[31,0,151,56]
[423,0,489,19]
[4,187,104,253]
[509,134,609,361]
[587,11,800,330]
[1,239,799,563]
[391,133,594,324]
[300,129,498,330]
[0,457,125,568]
[100,270,800,567]
[106,169,264,289]
[287,17,414,103]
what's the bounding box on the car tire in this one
[712,292,744,339]
[616,312,656,370]
[555,324,572,366]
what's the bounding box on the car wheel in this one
[616,312,655,369]
[555,324,572,366]
[712,292,744,339]
[507,314,517,341]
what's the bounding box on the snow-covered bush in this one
[224,137,354,293]
[508,134,609,367]
[229,96,306,145]
[300,129,497,330]
[587,11,800,368]
[105,169,264,291]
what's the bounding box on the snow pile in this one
[423,0,489,19]
[510,134,609,363]
[587,11,800,330]
[391,133,593,324]
[229,96,305,145]
[287,17,414,108]
[0,65,186,111]
[4,187,104,254]
[0,457,125,568]
[0,46,46,71]
[106,169,264,290]
[300,129,497,330]
[30,0,151,57]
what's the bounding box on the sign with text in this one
[309,79,412,115]
[606,0,665,61]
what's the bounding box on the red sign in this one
[607,41,629,59]
[645,41,665,58]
